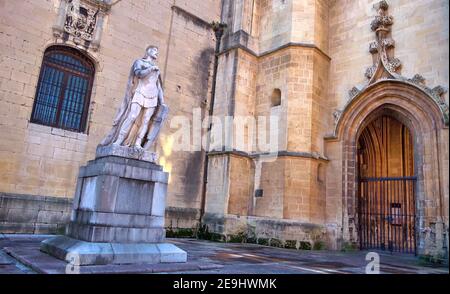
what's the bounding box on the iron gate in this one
[358,176,417,254]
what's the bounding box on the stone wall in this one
[0,0,448,260]
[228,155,254,216]
[0,0,221,232]
[324,0,449,258]
[202,0,448,258]
[202,213,327,250]
[328,0,449,112]
[0,192,71,234]
[256,158,285,219]
[204,0,333,248]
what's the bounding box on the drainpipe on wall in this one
[199,21,227,225]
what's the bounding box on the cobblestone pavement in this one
[0,234,448,274]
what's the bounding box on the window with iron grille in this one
[31,46,95,133]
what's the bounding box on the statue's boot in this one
[134,130,147,148]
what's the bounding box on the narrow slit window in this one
[271,89,281,107]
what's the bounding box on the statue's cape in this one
[100,58,166,148]
[100,59,144,146]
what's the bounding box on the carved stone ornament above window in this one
[64,1,97,41]
[335,1,449,127]
[52,0,111,51]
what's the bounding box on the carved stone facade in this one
[52,0,110,51]
[205,0,448,260]
[327,0,449,260]
[0,0,448,261]
[336,1,449,130]
[64,1,97,41]
[366,1,400,80]
[0,0,221,236]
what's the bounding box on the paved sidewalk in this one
[0,234,448,274]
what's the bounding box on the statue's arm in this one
[133,60,153,78]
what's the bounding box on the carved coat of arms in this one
[64,0,97,42]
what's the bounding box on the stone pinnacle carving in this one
[365,0,401,83]
[341,1,449,128]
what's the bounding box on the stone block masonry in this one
[41,151,187,265]
[68,155,168,243]
[0,0,447,262]
[0,193,71,234]
[0,0,220,235]
[0,191,202,237]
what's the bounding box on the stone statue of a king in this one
[40,46,187,266]
[100,45,168,150]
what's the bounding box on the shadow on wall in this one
[181,48,215,202]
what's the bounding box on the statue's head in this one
[145,45,159,60]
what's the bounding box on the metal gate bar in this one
[358,176,416,254]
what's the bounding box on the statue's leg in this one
[114,103,141,145]
[135,106,156,147]
[143,105,168,149]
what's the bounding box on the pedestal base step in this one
[40,236,187,266]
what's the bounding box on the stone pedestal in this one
[40,146,187,266]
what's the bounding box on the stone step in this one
[40,235,187,266]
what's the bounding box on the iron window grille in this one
[30,46,95,133]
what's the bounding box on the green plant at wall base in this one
[56,225,66,235]
[165,227,176,238]
[165,229,176,238]
[178,228,195,237]
[299,241,312,250]
[211,233,226,242]
[196,224,225,242]
[285,240,297,249]
[228,233,246,243]
[196,224,211,240]
[340,241,358,252]
[269,238,283,248]
[257,238,269,246]
[166,227,195,238]
[417,254,446,266]
[226,225,258,243]
[313,241,326,250]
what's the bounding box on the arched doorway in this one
[357,115,416,253]
[328,80,448,257]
